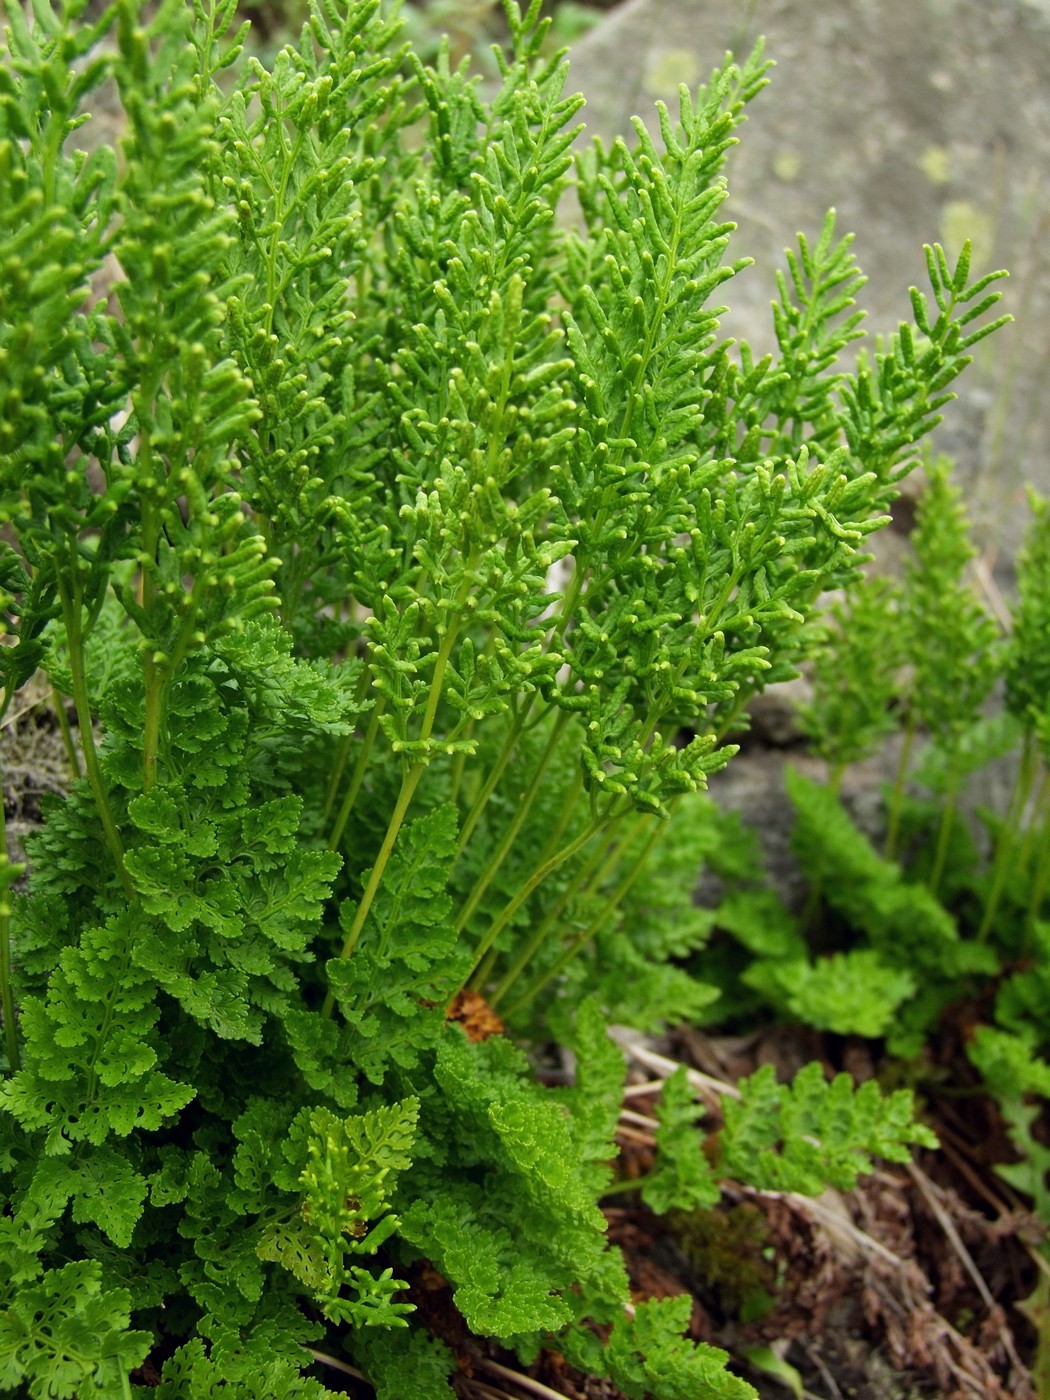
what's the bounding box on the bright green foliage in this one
[256,1096,419,1327]
[324,804,470,1084]
[399,1026,626,1343]
[638,1059,936,1212]
[714,886,804,962]
[609,1298,753,1400]
[706,767,996,1054]
[797,575,905,776]
[765,210,868,459]
[745,948,916,1040]
[901,456,1001,750]
[149,1337,333,1400]
[590,797,723,1026]
[0,0,1007,1394]
[969,999,1050,1264]
[571,1294,755,1400]
[843,243,1008,482]
[0,1261,150,1400]
[962,921,1050,1168]
[642,1066,720,1214]
[719,1062,937,1195]
[1005,491,1050,753]
[995,1100,1050,1225]
[504,792,724,1029]
[2,911,195,1154]
[968,1025,1050,1105]
[890,457,1002,891]
[350,1328,456,1400]
[701,458,1050,1264]
[785,769,994,975]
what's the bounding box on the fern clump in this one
[0,0,1008,1395]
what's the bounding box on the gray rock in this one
[567,0,1050,567]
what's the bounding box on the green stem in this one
[828,761,846,800]
[327,697,386,852]
[143,528,211,795]
[58,575,135,900]
[320,760,426,1019]
[322,658,375,825]
[322,732,354,825]
[453,700,534,862]
[713,685,754,747]
[798,877,822,940]
[533,766,585,872]
[516,827,618,960]
[421,620,460,739]
[51,686,82,779]
[1025,794,1050,938]
[502,806,649,995]
[470,945,499,992]
[800,763,845,934]
[142,652,167,794]
[278,551,310,631]
[1016,769,1050,883]
[928,769,958,897]
[498,813,660,1014]
[322,618,462,1016]
[977,736,1037,943]
[884,718,917,861]
[1024,778,1050,940]
[135,430,164,786]
[0,778,22,1072]
[463,809,614,992]
[448,718,475,809]
[454,710,570,933]
[600,1176,648,1199]
[552,565,586,649]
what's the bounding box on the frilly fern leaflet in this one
[0,0,1008,1393]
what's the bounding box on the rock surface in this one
[567,0,1050,565]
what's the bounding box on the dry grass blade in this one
[906,1160,997,1312]
[615,1123,656,1147]
[609,1029,742,1102]
[906,1160,1030,1381]
[305,1347,366,1381]
[306,1349,544,1400]
[622,1078,666,1098]
[619,1106,659,1130]
[476,1358,577,1400]
[740,1184,905,1269]
[972,551,1012,630]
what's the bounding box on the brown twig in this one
[802,1342,845,1400]
[935,1132,1014,1218]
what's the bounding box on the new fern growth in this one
[0,0,1008,1395]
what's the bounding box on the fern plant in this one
[0,0,1009,1395]
[707,454,1022,1045]
[700,463,1050,1390]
